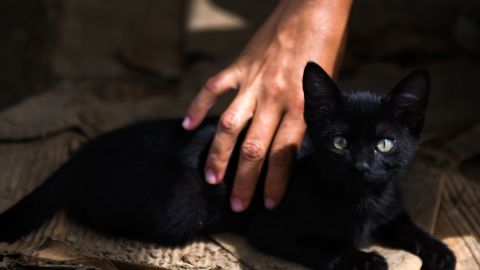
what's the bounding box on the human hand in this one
[183,0,352,212]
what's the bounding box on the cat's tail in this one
[0,163,78,243]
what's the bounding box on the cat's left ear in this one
[302,62,342,127]
[388,70,430,135]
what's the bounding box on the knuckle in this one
[265,80,285,100]
[291,95,305,112]
[219,112,240,134]
[241,139,266,162]
[284,91,305,113]
[204,76,222,94]
[207,152,225,167]
[270,146,295,166]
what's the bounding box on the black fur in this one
[0,62,455,270]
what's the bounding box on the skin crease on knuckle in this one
[241,139,267,163]
[205,112,242,184]
[219,111,240,135]
[203,81,219,95]
[184,0,352,212]
[262,76,287,101]
[204,73,226,95]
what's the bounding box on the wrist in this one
[274,0,352,74]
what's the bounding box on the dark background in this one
[0,0,479,139]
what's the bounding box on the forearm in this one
[252,0,352,75]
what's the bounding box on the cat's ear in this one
[388,70,430,135]
[302,62,342,126]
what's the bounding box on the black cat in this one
[0,62,455,270]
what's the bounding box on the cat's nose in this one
[355,160,371,172]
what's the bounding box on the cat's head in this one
[302,62,429,182]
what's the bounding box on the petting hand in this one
[183,0,352,212]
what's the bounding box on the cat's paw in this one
[420,242,456,270]
[333,251,388,270]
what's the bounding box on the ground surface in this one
[0,0,479,269]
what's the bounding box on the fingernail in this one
[182,116,191,129]
[231,197,244,212]
[264,198,277,210]
[205,169,217,184]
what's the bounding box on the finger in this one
[230,106,282,212]
[183,68,239,130]
[264,113,306,209]
[204,92,255,185]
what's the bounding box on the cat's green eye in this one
[376,138,394,153]
[332,136,348,150]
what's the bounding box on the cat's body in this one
[0,63,455,270]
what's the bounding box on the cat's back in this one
[58,117,234,241]
[69,118,219,171]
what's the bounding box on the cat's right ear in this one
[302,62,342,126]
[388,70,430,136]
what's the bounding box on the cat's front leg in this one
[331,248,388,270]
[374,212,456,270]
